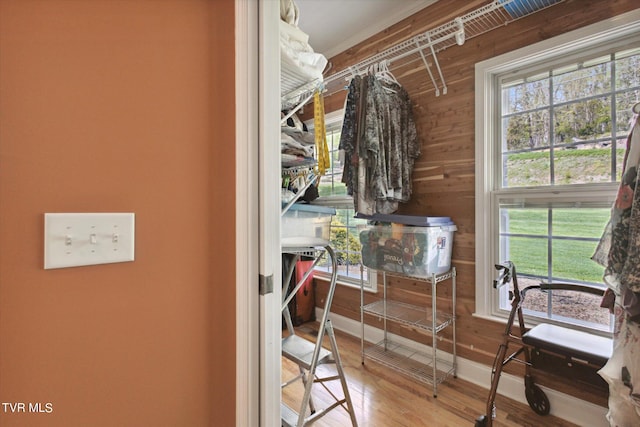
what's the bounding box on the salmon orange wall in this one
[0,1,236,426]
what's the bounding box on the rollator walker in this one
[475,261,612,427]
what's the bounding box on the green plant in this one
[330,219,362,266]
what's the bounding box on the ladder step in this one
[282,334,332,369]
[281,402,299,427]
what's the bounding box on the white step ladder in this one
[281,240,358,427]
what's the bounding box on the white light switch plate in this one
[44,213,135,269]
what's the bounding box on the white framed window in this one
[475,10,640,333]
[308,110,377,291]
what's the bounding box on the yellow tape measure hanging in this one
[314,90,330,176]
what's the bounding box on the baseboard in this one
[318,308,608,427]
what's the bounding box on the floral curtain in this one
[593,110,640,426]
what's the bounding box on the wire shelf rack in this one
[320,0,565,97]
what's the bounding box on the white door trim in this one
[236,0,281,426]
[257,1,283,426]
[235,0,259,426]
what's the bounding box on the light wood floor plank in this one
[282,323,579,427]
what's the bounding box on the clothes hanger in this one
[374,60,399,93]
[379,60,399,84]
[633,102,640,114]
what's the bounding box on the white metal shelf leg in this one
[432,273,438,398]
[360,264,365,365]
[383,271,388,350]
[452,267,457,377]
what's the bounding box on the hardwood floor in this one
[282,323,580,427]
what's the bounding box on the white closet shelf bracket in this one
[281,88,317,125]
[280,174,318,216]
[281,78,323,119]
[323,20,464,97]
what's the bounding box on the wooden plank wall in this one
[307,0,639,407]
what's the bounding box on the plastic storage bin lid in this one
[355,212,453,226]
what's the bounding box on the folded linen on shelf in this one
[282,126,315,145]
[280,20,327,85]
[281,133,314,158]
[281,154,316,168]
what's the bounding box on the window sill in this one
[471,311,509,325]
[472,310,613,338]
[313,273,378,294]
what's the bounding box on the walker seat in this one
[523,323,612,367]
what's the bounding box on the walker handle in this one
[493,262,514,289]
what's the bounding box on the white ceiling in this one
[296,0,438,59]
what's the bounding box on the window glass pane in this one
[500,51,636,190]
[553,96,611,143]
[548,290,611,329]
[519,275,549,315]
[551,239,605,282]
[502,76,549,114]
[318,128,348,196]
[499,205,612,330]
[615,49,640,90]
[502,110,550,152]
[520,286,611,329]
[330,208,366,281]
[616,140,627,182]
[551,208,610,238]
[552,60,611,103]
[616,89,640,139]
[615,48,640,154]
[502,150,551,187]
[500,207,548,236]
[310,116,372,288]
[550,208,607,285]
[554,145,615,185]
[500,235,548,278]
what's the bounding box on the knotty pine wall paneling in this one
[311,0,640,408]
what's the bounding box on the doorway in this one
[235,1,282,426]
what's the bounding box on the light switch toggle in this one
[90,233,97,244]
[65,235,73,246]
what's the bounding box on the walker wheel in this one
[525,384,550,416]
[474,415,488,426]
